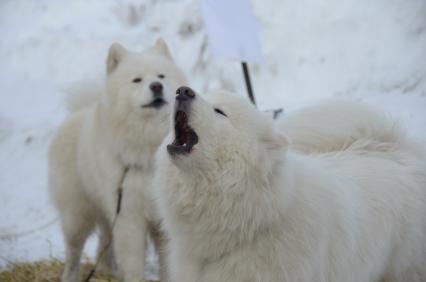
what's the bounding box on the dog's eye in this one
[214,108,227,117]
[158,74,165,79]
[132,77,142,83]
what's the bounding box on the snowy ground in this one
[1,0,425,279]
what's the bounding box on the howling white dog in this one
[155,87,426,282]
[48,40,186,282]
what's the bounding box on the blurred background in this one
[1,0,425,278]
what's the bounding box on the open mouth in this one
[141,98,167,109]
[167,110,198,155]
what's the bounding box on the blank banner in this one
[200,0,264,63]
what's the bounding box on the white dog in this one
[48,39,186,282]
[155,87,426,282]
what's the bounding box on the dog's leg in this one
[169,244,200,282]
[96,220,117,277]
[149,222,168,282]
[61,210,94,282]
[113,202,147,282]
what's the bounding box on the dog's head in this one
[103,39,186,122]
[165,86,289,175]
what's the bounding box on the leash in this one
[84,165,130,282]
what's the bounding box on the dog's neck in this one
[93,103,168,170]
[164,155,291,260]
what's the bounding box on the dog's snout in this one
[176,86,195,101]
[150,81,163,94]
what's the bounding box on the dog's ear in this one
[107,43,127,74]
[154,38,173,60]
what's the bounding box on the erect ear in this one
[107,43,127,74]
[261,127,290,151]
[154,38,173,60]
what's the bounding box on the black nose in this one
[176,86,195,101]
[150,81,163,94]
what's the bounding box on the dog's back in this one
[65,79,103,113]
[278,100,426,281]
[278,100,404,154]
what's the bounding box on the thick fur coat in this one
[155,90,426,282]
[48,39,186,282]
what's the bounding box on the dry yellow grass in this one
[0,260,158,282]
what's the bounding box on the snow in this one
[0,0,425,279]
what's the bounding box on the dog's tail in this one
[278,100,405,154]
[65,79,104,113]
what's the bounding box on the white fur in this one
[49,39,186,282]
[277,100,404,154]
[65,79,103,112]
[155,92,426,282]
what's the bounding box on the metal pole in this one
[241,62,256,106]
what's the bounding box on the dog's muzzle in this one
[167,86,198,156]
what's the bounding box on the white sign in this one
[199,0,264,63]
